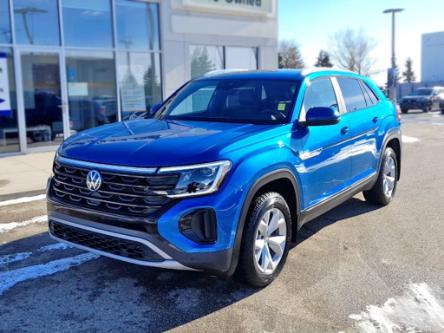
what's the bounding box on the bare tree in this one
[278,40,304,69]
[330,29,376,75]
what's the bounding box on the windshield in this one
[157,79,301,124]
[413,89,433,96]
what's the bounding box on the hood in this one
[59,119,271,167]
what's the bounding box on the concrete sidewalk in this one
[0,152,54,199]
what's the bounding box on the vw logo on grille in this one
[86,170,102,192]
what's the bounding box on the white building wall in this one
[422,32,444,82]
[159,0,278,97]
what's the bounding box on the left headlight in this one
[157,161,232,198]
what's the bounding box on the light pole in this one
[383,8,404,102]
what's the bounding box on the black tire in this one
[363,147,398,206]
[237,192,292,287]
[423,106,430,112]
[401,108,408,114]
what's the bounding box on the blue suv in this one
[47,69,401,287]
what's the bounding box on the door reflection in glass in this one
[21,53,63,147]
[66,51,117,134]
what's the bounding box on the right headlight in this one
[156,161,232,198]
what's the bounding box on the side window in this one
[337,78,367,112]
[361,81,379,106]
[301,78,338,120]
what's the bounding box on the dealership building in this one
[0,0,277,155]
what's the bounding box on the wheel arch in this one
[381,129,402,180]
[226,169,301,276]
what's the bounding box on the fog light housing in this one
[179,209,217,244]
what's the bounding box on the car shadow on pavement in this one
[294,197,382,245]
[0,232,258,332]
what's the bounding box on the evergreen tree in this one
[402,58,416,83]
[191,47,216,78]
[314,50,333,67]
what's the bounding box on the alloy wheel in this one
[383,156,396,197]
[253,207,287,275]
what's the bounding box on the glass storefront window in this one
[117,52,162,119]
[190,45,224,78]
[0,0,12,44]
[116,0,160,51]
[0,48,19,153]
[62,0,113,48]
[13,0,60,45]
[66,52,117,133]
[21,52,63,147]
[225,47,258,70]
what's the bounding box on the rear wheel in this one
[401,108,408,114]
[237,192,291,287]
[363,147,398,205]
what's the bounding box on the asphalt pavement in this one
[0,110,443,333]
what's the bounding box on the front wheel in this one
[237,192,291,287]
[363,147,398,205]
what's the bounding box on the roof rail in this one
[202,69,249,77]
[301,67,355,76]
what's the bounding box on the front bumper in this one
[47,196,234,274]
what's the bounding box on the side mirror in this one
[149,102,163,117]
[305,107,340,126]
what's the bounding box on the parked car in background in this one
[47,69,402,287]
[399,87,444,113]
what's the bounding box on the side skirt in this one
[298,172,378,227]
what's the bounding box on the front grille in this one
[50,159,179,217]
[49,220,163,262]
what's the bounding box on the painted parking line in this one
[0,215,47,233]
[402,135,420,143]
[0,194,46,207]
[0,253,99,295]
[349,282,444,333]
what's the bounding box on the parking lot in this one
[0,110,443,333]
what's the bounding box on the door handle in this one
[372,116,379,123]
[340,126,349,135]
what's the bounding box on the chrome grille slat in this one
[53,178,156,199]
[51,160,179,217]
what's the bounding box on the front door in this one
[294,77,353,210]
[18,51,68,151]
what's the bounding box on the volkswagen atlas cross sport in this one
[47,69,402,287]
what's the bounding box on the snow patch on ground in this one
[0,194,46,207]
[37,242,72,252]
[0,253,99,295]
[0,242,72,267]
[349,282,444,333]
[0,252,32,266]
[0,215,47,233]
[402,135,420,143]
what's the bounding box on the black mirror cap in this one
[305,106,340,126]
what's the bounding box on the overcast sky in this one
[278,0,444,85]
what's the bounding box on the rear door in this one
[336,77,380,183]
[295,77,353,209]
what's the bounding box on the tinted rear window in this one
[337,78,367,112]
[361,81,379,106]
